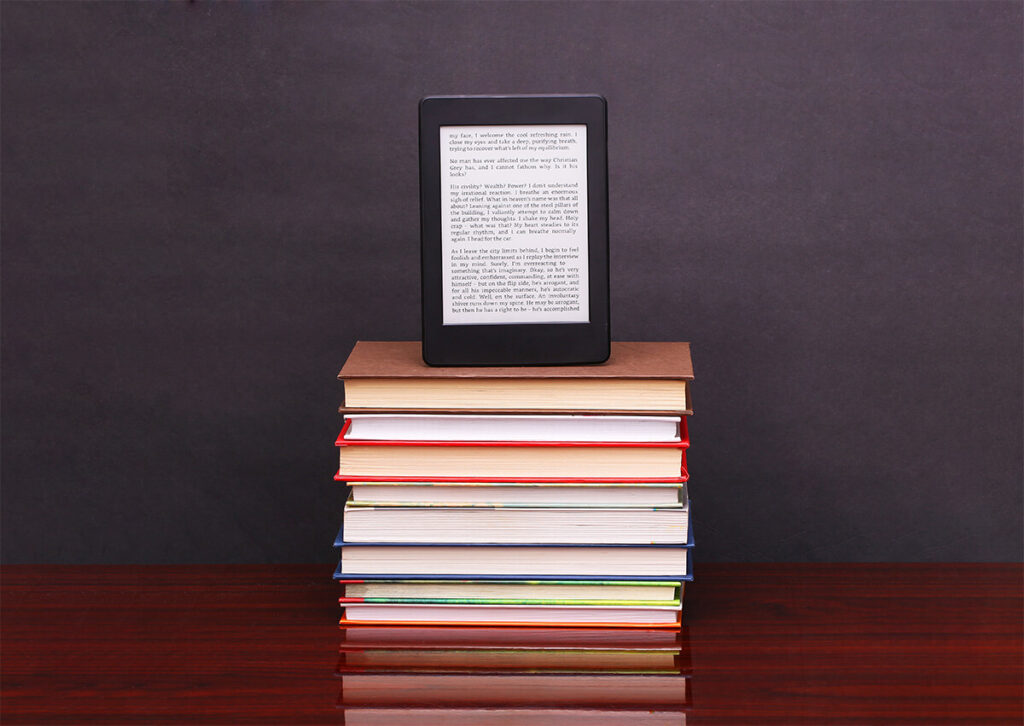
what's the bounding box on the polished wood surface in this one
[2,564,1021,724]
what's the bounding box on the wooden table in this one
[2,564,1021,724]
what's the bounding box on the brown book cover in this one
[338,341,693,380]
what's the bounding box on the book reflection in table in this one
[336,625,692,724]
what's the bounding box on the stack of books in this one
[336,625,692,724]
[333,341,694,628]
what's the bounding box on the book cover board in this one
[339,341,692,382]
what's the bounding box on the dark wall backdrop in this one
[2,1,1021,563]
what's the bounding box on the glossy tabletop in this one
[2,564,1021,724]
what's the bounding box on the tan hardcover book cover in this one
[338,341,693,380]
[337,342,693,413]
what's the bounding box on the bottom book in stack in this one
[336,625,692,725]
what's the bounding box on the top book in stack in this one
[338,341,693,414]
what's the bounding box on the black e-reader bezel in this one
[419,94,610,366]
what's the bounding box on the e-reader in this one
[419,95,610,366]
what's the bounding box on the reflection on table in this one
[336,625,692,724]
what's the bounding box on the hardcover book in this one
[338,580,683,603]
[344,413,684,442]
[347,482,685,506]
[338,603,683,627]
[335,420,688,480]
[333,526,695,580]
[341,491,689,544]
[339,341,693,413]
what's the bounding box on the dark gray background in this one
[2,1,1020,563]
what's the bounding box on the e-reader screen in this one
[439,124,589,326]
